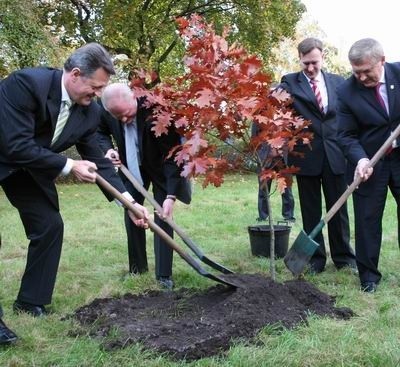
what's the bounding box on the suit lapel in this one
[384,65,398,119]
[298,72,323,117]
[357,81,386,118]
[47,71,63,130]
[323,72,334,115]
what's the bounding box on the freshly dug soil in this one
[72,273,354,361]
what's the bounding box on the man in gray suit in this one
[279,38,356,273]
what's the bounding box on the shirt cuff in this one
[115,191,135,207]
[61,158,74,176]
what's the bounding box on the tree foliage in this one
[37,0,305,80]
[132,15,312,191]
[0,0,61,77]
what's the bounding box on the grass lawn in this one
[1,173,400,366]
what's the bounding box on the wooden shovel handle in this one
[95,173,204,272]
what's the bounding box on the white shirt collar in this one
[303,71,323,84]
[61,72,72,104]
[379,67,386,84]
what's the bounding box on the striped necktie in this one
[310,79,324,113]
[51,100,72,146]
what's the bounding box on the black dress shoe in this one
[0,319,18,345]
[129,264,149,275]
[13,301,47,317]
[307,264,325,275]
[157,276,174,290]
[360,282,378,293]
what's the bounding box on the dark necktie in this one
[310,79,324,113]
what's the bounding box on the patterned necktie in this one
[374,82,387,111]
[310,79,324,113]
[124,121,143,185]
[51,100,72,146]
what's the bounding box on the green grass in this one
[1,174,400,366]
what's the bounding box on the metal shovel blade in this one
[119,164,234,275]
[95,173,239,288]
[284,229,319,277]
[284,123,400,277]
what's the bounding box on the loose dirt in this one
[71,273,353,361]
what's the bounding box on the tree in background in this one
[0,0,62,77]
[36,0,305,82]
[270,13,350,82]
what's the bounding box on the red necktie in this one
[374,82,386,111]
[310,79,324,113]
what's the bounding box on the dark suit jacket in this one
[337,62,400,194]
[97,100,191,204]
[280,71,346,176]
[0,67,126,208]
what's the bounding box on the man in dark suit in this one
[337,38,400,293]
[0,44,148,344]
[98,83,191,289]
[280,37,356,273]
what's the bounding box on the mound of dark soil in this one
[72,274,353,361]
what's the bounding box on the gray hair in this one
[64,43,115,77]
[348,38,384,65]
[297,37,323,56]
[101,83,135,112]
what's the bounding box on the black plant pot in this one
[248,224,291,258]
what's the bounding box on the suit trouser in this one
[296,159,355,270]
[1,171,63,305]
[257,177,295,220]
[124,179,173,278]
[353,152,400,284]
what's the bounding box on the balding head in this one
[101,83,138,123]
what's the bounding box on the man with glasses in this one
[279,37,356,274]
[337,38,400,293]
[0,43,148,344]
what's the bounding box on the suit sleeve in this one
[0,72,66,179]
[74,105,127,199]
[96,104,116,154]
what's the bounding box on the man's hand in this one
[105,148,121,167]
[159,197,175,219]
[127,203,150,229]
[354,158,373,182]
[71,160,97,182]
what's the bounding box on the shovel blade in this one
[284,229,319,277]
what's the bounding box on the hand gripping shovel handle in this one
[320,123,400,229]
[119,164,234,274]
[285,123,400,276]
[95,173,238,288]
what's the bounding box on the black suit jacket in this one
[0,67,126,208]
[337,62,400,194]
[280,71,346,175]
[97,100,191,204]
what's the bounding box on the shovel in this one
[284,123,400,277]
[95,173,239,288]
[119,164,234,275]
